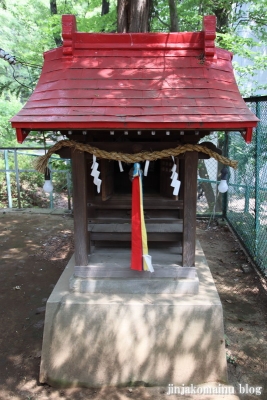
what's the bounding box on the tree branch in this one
[154,10,170,28]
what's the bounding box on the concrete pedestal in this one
[70,245,199,295]
[40,243,228,387]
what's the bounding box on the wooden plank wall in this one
[72,149,90,265]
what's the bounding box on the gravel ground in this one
[0,209,266,400]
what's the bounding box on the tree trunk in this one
[50,0,62,47]
[211,2,233,33]
[117,0,128,33]
[117,0,151,33]
[50,0,57,14]
[101,0,110,16]
[168,0,179,32]
[213,8,230,33]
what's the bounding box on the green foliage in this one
[0,93,22,146]
[0,0,266,145]
[0,150,46,207]
[150,0,267,95]
[0,0,53,99]
[0,150,71,208]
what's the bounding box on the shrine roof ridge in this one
[59,14,217,60]
[10,14,258,144]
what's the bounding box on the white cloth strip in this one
[143,254,154,273]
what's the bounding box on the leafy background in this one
[1,0,267,146]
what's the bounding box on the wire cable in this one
[0,48,42,68]
[11,65,33,91]
[16,59,42,68]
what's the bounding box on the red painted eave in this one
[11,14,258,144]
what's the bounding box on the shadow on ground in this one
[0,210,266,400]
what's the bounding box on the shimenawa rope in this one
[33,139,238,173]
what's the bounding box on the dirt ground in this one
[0,209,266,400]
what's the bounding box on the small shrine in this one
[11,15,258,388]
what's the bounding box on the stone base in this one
[70,246,199,295]
[39,242,227,387]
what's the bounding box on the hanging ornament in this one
[0,48,16,65]
[130,162,154,272]
[218,167,229,193]
[118,161,124,172]
[43,167,53,193]
[170,156,181,196]
[91,155,102,193]
[144,160,150,176]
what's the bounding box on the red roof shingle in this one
[11,15,258,143]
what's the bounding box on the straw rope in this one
[34,139,238,173]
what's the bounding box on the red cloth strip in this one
[130,176,143,271]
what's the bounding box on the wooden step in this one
[88,217,181,224]
[88,223,183,242]
[88,208,181,224]
[89,195,183,210]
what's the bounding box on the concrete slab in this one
[1,208,26,213]
[51,209,72,215]
[40,242,227,388]
[22,208,52,214]
[1,208,71,215]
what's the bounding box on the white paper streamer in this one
[118,161,124,172]
[91,155,96,169]
[143,254,154,273]
[170,164,177,179]
[171,172,178,186]
[173,180,181,196]
[91,157,102,193]
[144,160,150,176]
[170,158,181,196]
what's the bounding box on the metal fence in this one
[1,145,222,214]
[197,131,224,216]
[225,96,267,277]
[0,148,72,210]
[1,99,266,276]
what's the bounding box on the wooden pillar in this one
[72,149,89,266]
[182,151,198,267]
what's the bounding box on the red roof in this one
[11,15,258,143]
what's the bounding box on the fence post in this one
[255,101,261,259]
[244,185,250,213]
[48,160,54,209]
[14,149,22,209]
[66,162,71,210]
[222,132,229,218]
[4,150,12,208]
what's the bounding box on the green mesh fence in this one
[197,132,224,217]
[226,96,267,277]
[0,149,72,210]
